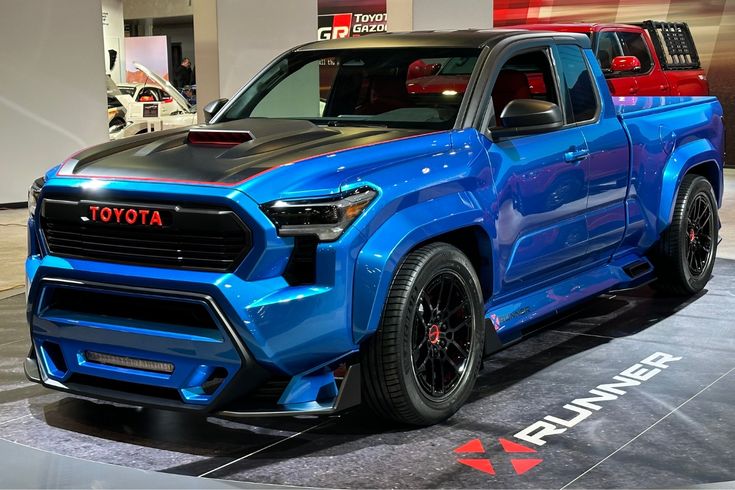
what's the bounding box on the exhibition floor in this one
[0,172,734,488]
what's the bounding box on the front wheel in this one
[361,243,485,425]
[653,175,718,295]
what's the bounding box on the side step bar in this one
[623,259,653,279]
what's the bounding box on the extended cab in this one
[25,30,724,426]
[517,21,709,96]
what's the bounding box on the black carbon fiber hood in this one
[61,119,426,184]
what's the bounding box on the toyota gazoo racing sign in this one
[317,12,387,39]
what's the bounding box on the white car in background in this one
[110,62,197,139]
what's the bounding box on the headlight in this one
[28,176,45,218]
[262,187,376,241]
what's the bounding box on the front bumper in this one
[25,180,363,416]
[24,348,361,417]
[25,274,361,416]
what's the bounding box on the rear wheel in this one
[654,175,718,295]
[360,243,485,425]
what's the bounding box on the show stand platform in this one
[1,260,734,488]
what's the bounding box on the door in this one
[556,44,629,261]
[484,47,591,296]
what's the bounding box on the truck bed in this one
[613,95,719,117]
[613,95,724,256]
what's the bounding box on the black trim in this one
[483,319,504,356]
[217,364,362,418]
[284,236,319,285]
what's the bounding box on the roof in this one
[507,23,643,33]
[296,29,528,51]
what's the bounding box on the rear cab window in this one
[557,45,599,124]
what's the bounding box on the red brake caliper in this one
[428,324,440,345]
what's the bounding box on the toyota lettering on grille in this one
[87,205,164,226]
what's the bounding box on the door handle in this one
[564,149,589,163]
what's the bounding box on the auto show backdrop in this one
[494,0,735,167]
[318,0,388,39]
[0,0,109,204]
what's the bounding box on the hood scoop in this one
[187,128,254,147]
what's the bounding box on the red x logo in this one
[454,438,543,476]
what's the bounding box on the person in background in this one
[173,57,192,89]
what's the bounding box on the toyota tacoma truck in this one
[516,21,709,96]
[25,30,724,425]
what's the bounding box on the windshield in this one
[118,86,136,96]
[218,48,480,129]
[437,57,477,75]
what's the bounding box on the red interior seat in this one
[356,76,410,115]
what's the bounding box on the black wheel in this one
[360,243,485,425]
[653,175,718,295]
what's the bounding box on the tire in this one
[653,175,718,295]
[360,243,485,426]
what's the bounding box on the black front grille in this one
[41,198,251,271]
[43,286,220,332]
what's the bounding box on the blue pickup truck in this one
[25,30,724,425]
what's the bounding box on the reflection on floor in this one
[1,260,734,488]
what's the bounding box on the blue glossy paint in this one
[25,46,725,414]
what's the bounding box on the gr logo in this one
[317,13,352,40]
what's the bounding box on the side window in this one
[557,45,598,123]
[596,31,623,72]
[137,87,158,102]
[490,49,558,127]
[617,32,653,72]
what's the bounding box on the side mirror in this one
[610,56,641,73]
[492,99,564,139]
[203,98,229,123]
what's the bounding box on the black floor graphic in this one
[1,260,734,488]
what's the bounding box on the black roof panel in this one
[296,29,528,51]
